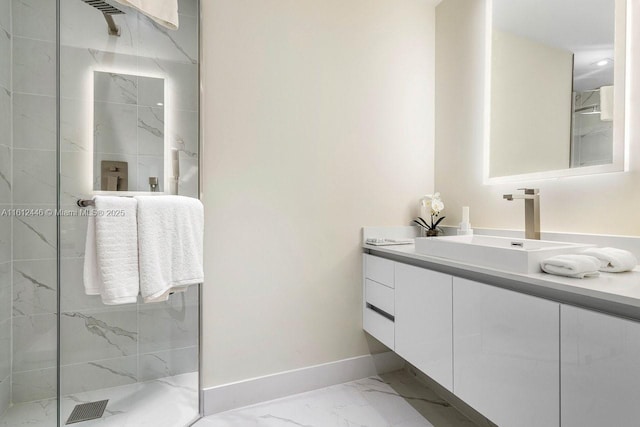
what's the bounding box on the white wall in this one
[201,0,437,388]
[435,0,640,236]
[490,30,573,177]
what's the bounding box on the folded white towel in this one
[582,247,638,273]
[83,196,140,304]
[114,0,179,30]
[135,195,204,303]
[540,254,601,279]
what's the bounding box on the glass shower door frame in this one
[54,0,203,425]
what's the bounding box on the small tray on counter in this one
[365,238,414,246]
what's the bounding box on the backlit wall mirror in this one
[93,71,166,192]
[485,0,628,182]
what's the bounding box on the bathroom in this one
[0,0,638,426]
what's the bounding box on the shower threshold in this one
[0,372,198,427]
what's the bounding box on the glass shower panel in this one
[0,0,59,426]
[0,0,11,422]
[58,0,200,425]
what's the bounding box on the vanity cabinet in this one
[395,263,453,391]
[363,254,395,349]
[453,277,560,427]
[363,252,640,426]
[561,305,640,426]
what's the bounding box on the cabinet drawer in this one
[365,279,394,316]
[364,254,394,288]
[363,307,394,349]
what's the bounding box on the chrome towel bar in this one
[77,199,95,207]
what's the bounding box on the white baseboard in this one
[202,351,404,415]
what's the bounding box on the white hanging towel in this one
[113,0,179,30]
[135,195,204,303]
[83,196,140,304]
[83,211,101,296]
[599,85,614,122]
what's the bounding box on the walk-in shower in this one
[0,0,201,425]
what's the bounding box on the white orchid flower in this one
[415,192,446,235]
[420,193,444,215]
[431,197,444,214]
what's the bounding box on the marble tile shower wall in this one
[7,0,200,404]
[0,0,12,417]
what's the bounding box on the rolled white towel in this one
[581,247,638,273]
[540,254,601,279]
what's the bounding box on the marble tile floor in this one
[197,370,480,427]
[0,372,198,427]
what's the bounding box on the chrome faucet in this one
[503,188,540,240]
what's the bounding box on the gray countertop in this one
[364,242,640,321]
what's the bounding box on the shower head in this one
[80,0,125,15]
[80,0,125,36]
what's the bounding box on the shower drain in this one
[66,400,109,424]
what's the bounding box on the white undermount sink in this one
[415,235,594,274]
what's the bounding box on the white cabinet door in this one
[561,305,640,427]
[395,263,453,391]
[453,277,559,427]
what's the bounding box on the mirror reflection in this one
[93,71,165,191]
[488,0,623,179]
